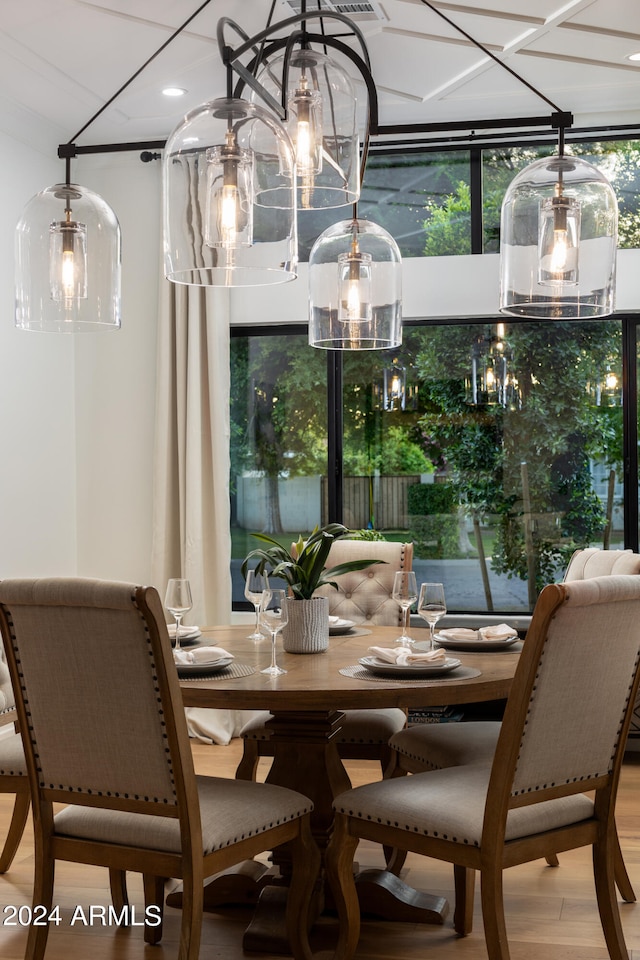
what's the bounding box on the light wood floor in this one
[0,738,639,960]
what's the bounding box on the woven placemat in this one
[339,664,481,684]
[331,627,372,638]
[178,661,255,682]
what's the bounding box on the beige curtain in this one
[152,280,263,744]
[151,281,232,626]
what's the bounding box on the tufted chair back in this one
[564,547,640,739]
[312,539,413,626]
[564,546,640,580]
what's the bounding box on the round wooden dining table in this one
[176,623,521,953]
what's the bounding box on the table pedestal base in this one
[165,859,271,912]
[167,709,449,952]
[355,869,448,924]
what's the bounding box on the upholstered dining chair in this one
[327,574,640,960]
[0,649,30,874]
[387,547,640,900]
[0,577,319,960]
[0,650,130,911]
[236,540,413,781]
[0,715,29,874]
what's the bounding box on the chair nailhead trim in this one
[335,806,479,847]
[4,592,180,806]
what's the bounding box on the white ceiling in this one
[2,0,640,159]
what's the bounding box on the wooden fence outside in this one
[321,475,422,530]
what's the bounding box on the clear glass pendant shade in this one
[500,154,617,320]
[308,219,402,349]
[15,183,121,332]
[252,49,359,210]
[163,97,297,287]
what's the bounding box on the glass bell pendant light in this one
[163,97,297,287]
[308,217,402,349]
[15,181,121,332]
[500,152,617,320]
[252,47,359,210]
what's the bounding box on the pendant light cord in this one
[65,0,214,146]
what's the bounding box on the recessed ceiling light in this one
[627,52,640,62]
[162,86,187,97]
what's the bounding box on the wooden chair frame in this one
[327,577,640,960]
[0,712,29,873]
[0,579,319,960]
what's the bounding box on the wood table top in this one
[179,624,520,712]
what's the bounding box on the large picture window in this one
[231,135,640,613]
[232,319,628,613]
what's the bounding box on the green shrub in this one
[407,482,457,516]
[408,482,460,559]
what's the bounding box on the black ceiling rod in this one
[64,0,214,149]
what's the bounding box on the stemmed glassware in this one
[259,588,288,677]
[164,578,193,654]
[392,571,418,646]
[245,569,269,641]
[417,582,447,651]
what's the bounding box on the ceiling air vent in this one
[283,1,387,22]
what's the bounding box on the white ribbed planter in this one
[282,596,329,654]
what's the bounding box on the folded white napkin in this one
[174,645,233,666]
[167,623,200,639]
[478,623,518,641]
[368,645,447,666]
[437,624,518,642]
[437,627,478,641]
[329,616,340,624]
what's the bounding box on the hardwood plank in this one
[0,741,637,959]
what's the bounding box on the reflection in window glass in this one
[230,334,327,604]
[359,150,471,258]
[342,321,623,613]
[295,150,471,261]
[483,139,640,253]
[296,139,640,263]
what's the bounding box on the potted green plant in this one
[241,523,384,653]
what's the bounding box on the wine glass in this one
[417,582,447,651]
[164,579,193,654]
[245,569,269,641]
[392,571,418,646]
[259,589,288,677]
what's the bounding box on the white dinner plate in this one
[170,633,202,648]
[358,656,461,677]
[329,618,356,635]
[176,656,234,677]
[434,634,520,652]
[168,624,202,641]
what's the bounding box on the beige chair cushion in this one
[0,649,14,713]
[390,720,501,770]
[333,765,594,848]
[54,774,312,856]
[0,734,26,777]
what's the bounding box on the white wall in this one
[0,131,77,576]
[73,152,161,583]
[230,249,640,323]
